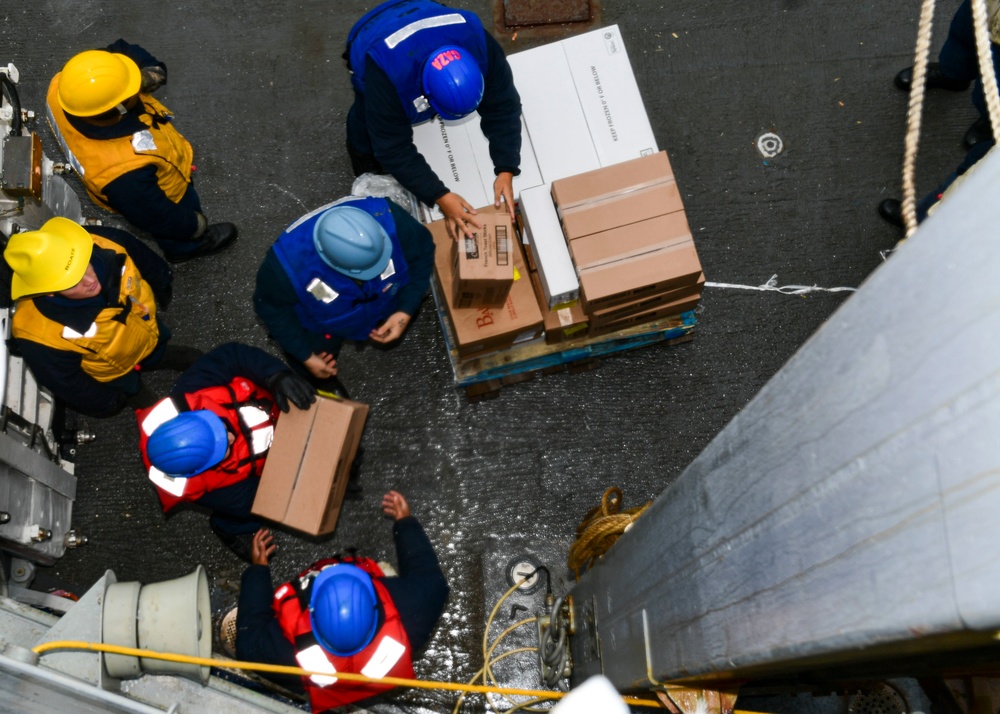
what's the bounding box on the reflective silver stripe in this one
[360,635,406,679]
[250,425,274,456]
[147,465,187,497]
[45,101,86,176]
[61,323,98,339]
[140,399,181,437]
[379,258,396,281]
[296,644,338,687]
[274,583,292,600]
[384,14,467,49]
[306,278,340,304]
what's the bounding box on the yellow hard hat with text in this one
[57,50,142,117]
[5,217,94,299]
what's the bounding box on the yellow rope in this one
[568,487,651,579]
[32,640,665,708]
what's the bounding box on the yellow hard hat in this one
[4,217,94,299]
[57,50,142,117]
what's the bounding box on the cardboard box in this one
[529,269,589,343]
[467,113,544,202]
[579,239,703,311]
[519,184,579,307]
[568,211,693,270]
[588,292,701,337]
[252,396,368,536]
[453,211,514,308]
[559,182,683,241]
[432,211,544,359]
[588,273,705,328]
[550,151,675,210]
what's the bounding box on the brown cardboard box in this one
[431,213,544,359]
[560,182,684,240]
[252,396,368,536]
[550,151,675,209]
[580,239,703,311]
[587,292,701,337]
[588,273,705,328]
[529,269,589,343]
[568,212,693,270]
[452,211,514,308]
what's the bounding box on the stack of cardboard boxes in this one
[549,151,704,337]
[432,208,544,359]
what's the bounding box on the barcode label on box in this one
[496,226,509,266]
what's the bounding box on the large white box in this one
[508,44,600,184]
[412,114,491,222]
[519,184,579,307]
[466,113,544,204]
[562,26,658,165]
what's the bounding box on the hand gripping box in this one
[252,396,368,536]
[432,209,544,359]
[452,210,515,308]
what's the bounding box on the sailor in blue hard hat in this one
[234,491,449,710]
[344,0,522,240]
[136,343,316,562]
[253,196,434,388]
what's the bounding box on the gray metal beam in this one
[568,149,1000,690]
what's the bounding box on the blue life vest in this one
[272,197,410,341]
[347,0,489,124]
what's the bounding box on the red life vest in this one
[274,556,416,712]
[135,377,279,511]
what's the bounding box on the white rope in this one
[705,275,856,296]
[901,0,937,238]
[970,0,1000,133]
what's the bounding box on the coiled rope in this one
[568,487,652,579]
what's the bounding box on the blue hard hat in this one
[146,410,229,477]
[312,206,392,281]
[310,564,379,656]
[421,45,484,121]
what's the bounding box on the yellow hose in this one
[31,640,665,707]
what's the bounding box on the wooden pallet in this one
[430,278,697,400]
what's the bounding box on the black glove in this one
[267,370,316,413]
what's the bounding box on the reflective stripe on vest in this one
[384,13,466,49]
[360,635,407,679]
[239,406,274,455]
[294,635,407,687]
[46,102,86,176]
[297,644,338,687]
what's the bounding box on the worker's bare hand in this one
[369,311,411,344]
[437,192,480,240]
[251,529,276,566]
[381,490,411,521]
[304,352,337,379]
[493,172,516,220]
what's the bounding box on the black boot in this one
[963,117,992,150]
[894,63,971,92]
[877,198,904,228]
[166,223,239,263]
